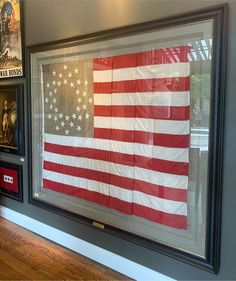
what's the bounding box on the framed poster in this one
[0,161,23,201]
[0,84,24,155]
[27,4,227,272]
[0,0,24,78]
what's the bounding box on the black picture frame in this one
[0,161,23,202]
[0,0,25,79]
[0,83,24,155]
[27,4,227,273]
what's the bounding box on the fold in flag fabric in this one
[42,46,191,229]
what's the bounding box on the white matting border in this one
[0,205,175,281]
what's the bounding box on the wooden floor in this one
[0,217,131,280]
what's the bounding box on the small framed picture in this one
[0,161,23,202]
[0,0,24,79]
[0,83,24,155]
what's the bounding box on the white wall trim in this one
[0,206,175,281]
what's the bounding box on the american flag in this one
[42,46,190,229]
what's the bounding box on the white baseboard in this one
[0,206,175,281]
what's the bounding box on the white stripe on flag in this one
[44,133,189,162]
[94,92,190,107]
[93,63,190,82]
[94,117,189,135]
[43,151,188,189]
[43,169,110,196]
[43,169,187,215]
[134,166,188,189]
[132,190,187,215]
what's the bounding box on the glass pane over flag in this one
[31,18,213,257]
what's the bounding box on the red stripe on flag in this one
[108,197,132,214]
[94,77,190,93]
[134,179,187,202]
[43,161,186,202]
[45,142,111,163]
[93,46,191,70]
[94,128,189,148]
[137,46,191,66]
[112,52,137,70]
[94,105,190,120]
[44,143,188,175]
[43,179,110,208]
[93,57,113,71]
[133,203,187,229]
[134,155,188,176]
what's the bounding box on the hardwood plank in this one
[0,247,50,279]
[0,217,131,280]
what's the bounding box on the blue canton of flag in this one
[42,60,94,138]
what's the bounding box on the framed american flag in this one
[27,4,227,273]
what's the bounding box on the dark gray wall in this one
[0,0,235,280]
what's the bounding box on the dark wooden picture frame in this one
[0,83,24,155]
[0,0,24,79]
[0,161,23,202]
[27,4,227,273]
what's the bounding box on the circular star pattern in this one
[44,62,93,136]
